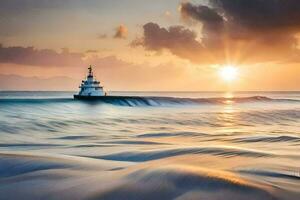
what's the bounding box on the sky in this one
[0,0,299,91]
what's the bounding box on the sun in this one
[218,65,238,82]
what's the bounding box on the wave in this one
[238,169,300,180]
[231,135,300,143]
[0,153,71,178]
[91,147,272,162]
[136,131,210,138]
[91,167,275,200]
[0,95,298,107]
[0,152,280,200]
[0,143,64,148]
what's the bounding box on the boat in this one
[74,66,144,102]
[74,66,107,99]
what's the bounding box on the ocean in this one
[0,91,299,200]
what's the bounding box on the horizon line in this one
[1,90,300,93]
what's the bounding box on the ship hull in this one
[73,95,137,101]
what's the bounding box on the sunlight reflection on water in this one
[0,91,299,199]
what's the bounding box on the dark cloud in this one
[133,22,218,64]
[201,0,300,62]
[180,2,224,28]
[135,1,300,64]
[180,2,225,49]
[182,0,300,41]
[114,25,128,39]
[0,44,125,68]
[142,23,199,50]
[211,0,300,32]
[0,44,84,67]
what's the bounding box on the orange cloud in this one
[114,25,128,39]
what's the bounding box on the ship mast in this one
[88,65,93,77]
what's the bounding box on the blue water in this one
[0,91,299,200]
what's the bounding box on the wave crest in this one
[91,166,275,200]
[1,95,297,107]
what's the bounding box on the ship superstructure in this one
[75,66,105,97]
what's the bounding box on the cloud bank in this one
[114,25,128,39]
[0,44,189,91]
[0,44,84,67]
[134,0,300,65]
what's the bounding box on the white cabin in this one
[77,66,105,96]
